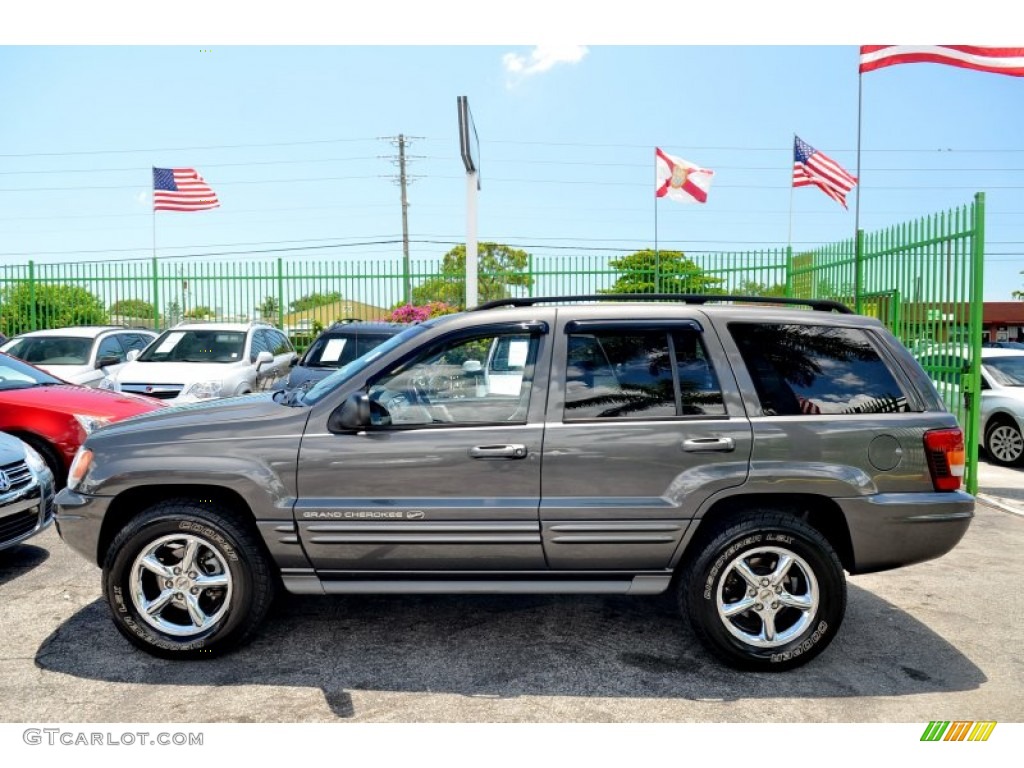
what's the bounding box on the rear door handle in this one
[470,444,528,459]
[682,437,736,452]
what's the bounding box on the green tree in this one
[1014,271,1023,300]
[259,296,280,320]
[411,243,533,309]
[109,298,155,319]
[601,250,724,295]
[734,280,787,298]
[164,300,183,327]
[0,283,107,335]
[185,305,214,320]
[289,291,341,312]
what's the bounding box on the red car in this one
[0,350,164,487]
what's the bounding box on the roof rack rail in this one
[471,294,854,314]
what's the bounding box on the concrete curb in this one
[977,493,1024,518]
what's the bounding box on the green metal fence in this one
[0,195,985,490]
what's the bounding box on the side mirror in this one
[255,350,274,369]
[328,392,370,433]
[288,355,299,368]
[462,360,482,374]
[96,355,121,369]
[127,349,141,362]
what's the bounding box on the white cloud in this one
[502,45,588,84]
[137,190,150,206]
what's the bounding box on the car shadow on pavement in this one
[34,583,985,720]
[0,544,50,588]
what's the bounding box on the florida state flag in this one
[655,148,714,204]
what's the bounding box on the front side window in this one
[985,356,1024,386]
[564,329,726,420]
[367,332,540,427]
[138,330,247,363]
[97,335,126,363]
[730,323,911,416]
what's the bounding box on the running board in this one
[281,571,671,596]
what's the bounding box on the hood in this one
[0,384,164,418]
[0,432,28,465]
[91,392,286,439]
[112,360,246,384]
[285,365,333,390]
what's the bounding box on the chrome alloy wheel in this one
[715,546,819,649]
[988,424,1024,464]
[128,533,233,637]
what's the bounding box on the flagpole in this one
[854,65,864,311]
[788,134,796,252]
[653,149,660,293]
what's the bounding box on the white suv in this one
[98,322,297,404]
[1,326,158,388]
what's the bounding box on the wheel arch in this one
[97,484,261,566]
[678,493,855,574]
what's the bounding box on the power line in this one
[0,137,387,159]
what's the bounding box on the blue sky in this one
[1,14,1022,303]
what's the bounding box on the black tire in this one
[984,417,1024,467]
[679,512,846,671]
[16,433,65,489]
[101,500,276,659]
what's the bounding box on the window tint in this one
[367,332,539,427]
[97,335,126,363]
[250,330,271,358]
[121,332,155,351]
[729,323,910,416]
[269,330,293,356]
[564,329,725,420]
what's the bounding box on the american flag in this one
[792,136,858,209]
[860,46,1024,77]
[153,167,220,212]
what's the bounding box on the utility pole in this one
[382,134,422,305]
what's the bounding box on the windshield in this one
[138,330,247,363]
[0,352,64,390]
[986,356,1024,386]
[301,324,428,405]
[301,332,397,368]
[1,336,93,366]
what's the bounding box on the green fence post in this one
[854,229,865,314]
[784,245,793,298]
[28,260,37,331]
[277,257,285,328]
[152,257,160,330]
[966,192,985,495]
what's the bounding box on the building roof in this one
[282,298,389,328]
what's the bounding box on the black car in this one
[285,320,406,390]
[1,432,56,551]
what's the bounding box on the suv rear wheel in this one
[679,512,846,671]
[102,500,276,659]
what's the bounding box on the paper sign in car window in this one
[155,332,185,354]
[320,338,348,363]
[507,340,529,368]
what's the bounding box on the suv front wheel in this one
[102,501,276,659]
[679,512,846,671]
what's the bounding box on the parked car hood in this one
[112,360,246,383]
[35,363,94,381]
[91,392,287,438]
[0,384,164,418]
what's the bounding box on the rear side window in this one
[729,323,911,416]
[564,329,726,420]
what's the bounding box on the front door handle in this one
[682,437,736,452]
[469,444,528,459]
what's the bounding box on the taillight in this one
[923,428,965,491]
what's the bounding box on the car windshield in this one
[301,324,428,405]
[138,330,247,363]
[300,332,397,368]
[985,356,1024,386]
[0,352,64,390]
[1,336,93,366]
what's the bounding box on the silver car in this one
[0,432,56,551]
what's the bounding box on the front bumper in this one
[839,490,974,574]
[0,475,56,551]
[55,487,115,565]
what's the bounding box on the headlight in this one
[97,376,119,391]
[74,414,112,435]
[67,448,93,491]
[185,380,223,399]
[22,442,49,474]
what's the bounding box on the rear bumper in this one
[838,491,974,574]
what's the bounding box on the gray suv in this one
[55,295,973,670]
